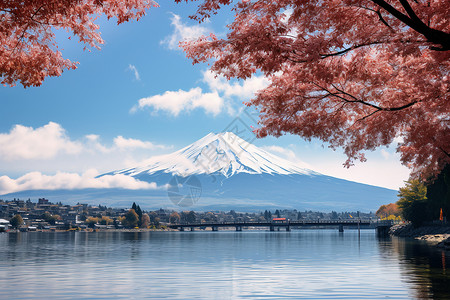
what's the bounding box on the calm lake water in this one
[1,230,449,299]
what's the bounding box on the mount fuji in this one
[98,132,396,211]
[2,132,397,211]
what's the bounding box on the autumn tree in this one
[376,203,401,219]
[122,209,139,228]
[169,212,181,223]
[141,213,150,228]
[86,216,99,228]
[99,216,113,225]
[179,0,449,177]
[9,214,23,228]
[397,179,428,225]
[1,0,157,87]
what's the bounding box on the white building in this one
[0,218,10,231]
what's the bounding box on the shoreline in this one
[390,223,450,250]
[2,228,178,233]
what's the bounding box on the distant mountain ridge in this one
[2,132,397,211]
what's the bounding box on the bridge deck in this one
[168,220,395,229]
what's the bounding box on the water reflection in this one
[378,236,450,299]
[1,231,450,299]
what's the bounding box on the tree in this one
[99,216,113,225]
[1,0,157,87]
[122,209,139,228]
[136,205,143,227]
[42,211,60,225]
[86,216,99,228]
[376,203,401,219]
[425,164,450,221]
[186,211,196,223]
[169,212,181,223]
[180,0,449,177]
[397,179,428,225]
[131,202,143,226]
[9,214,23,228]
[141,213,150,228]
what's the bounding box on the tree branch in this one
[370,0,450,50]
[438,146,450,158]
[312,82,420,113]
[319,42,382,58]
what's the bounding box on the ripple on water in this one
[0,230,449,299]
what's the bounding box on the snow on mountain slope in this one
[3,132,397,211]
[108,132,318,178]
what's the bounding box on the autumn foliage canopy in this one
[0,0,157,87]
[180,0,449,177]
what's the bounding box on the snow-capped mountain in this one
[3,132,398,211]
[106,132,318,178]
[95,132,396,211]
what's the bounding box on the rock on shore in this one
[390,223,450,250]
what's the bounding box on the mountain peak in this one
[110,132,318,178]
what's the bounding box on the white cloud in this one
[128,64,141,81]
[0,169,158,195]
[202,70,270,99]
[0,122,171,162]
[161,13,210,51]
[136,87,224,116]
[114,136,168,150]
[84,134,111,153]
[133,71,270,117]
[0,122,173,177]
[0,122,82,160]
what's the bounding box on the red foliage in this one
[1,0,157,87]
[179,0,449,177]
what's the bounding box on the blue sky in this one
[0,1,410,194]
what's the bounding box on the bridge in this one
[168,219,396,236]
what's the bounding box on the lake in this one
[1,230,449,299]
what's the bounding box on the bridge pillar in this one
[286,225,291,232]
[179,227,184,231]
[190,227,195,231]
[270,226,275,231]
[338,224,344,233]
[236,226,242,231]
[212,226,218,231]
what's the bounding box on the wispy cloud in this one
[161,13,210,51]
[128,64,141,81]
[0,169,159,195]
